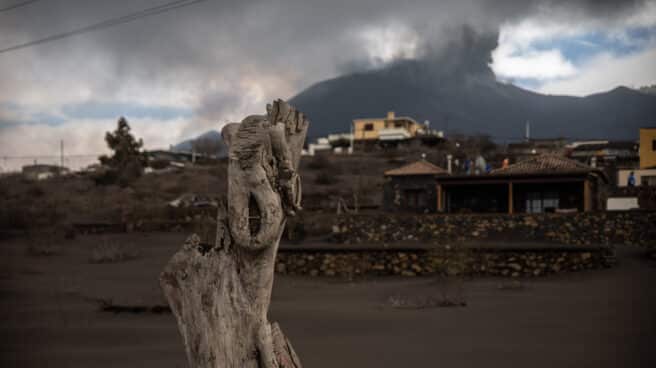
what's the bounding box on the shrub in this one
[149,159,170,170]
[26,184,46,198]
[0,200,30,230]
[92,168,119,186]
[306,155,342,177]
[98,117,146,186]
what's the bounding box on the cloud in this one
[492,43,578,80]
[1,0,654,159]
[0,115,192,171]
[61,101,192,121]
[357,23,421,67]
[490,2,656,94]
[538,44,656,95]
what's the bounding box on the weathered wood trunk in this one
[160,100,308,368]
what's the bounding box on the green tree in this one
[99,117,146,185]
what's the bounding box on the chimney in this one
[447,154,453,174]
[387,111,395,119]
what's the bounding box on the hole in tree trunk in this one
[248,194,261,237]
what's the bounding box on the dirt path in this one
[1,233,655,367]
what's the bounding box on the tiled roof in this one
[384,160,448,176]
[491,155,596,175]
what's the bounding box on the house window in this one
[652,139,656,151]
[526,192,542,213]
[525,191,560,213]
[394,122,404,128]
[542,192,559,212]
[364,123,374,131]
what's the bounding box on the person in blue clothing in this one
[628,171,636,187]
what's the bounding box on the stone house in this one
[383,160,449,213]
[383,155,608,214]
[436,155,608,213]
[639,127,656,169]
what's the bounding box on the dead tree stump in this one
[160,100,308,368]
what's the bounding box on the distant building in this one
[353,111,427,141]
[146,150,196,163]
[639,127,656,169]
[383,160,449,213]
[22,164,69,180]
[351,112,445,152]
[616,169,656,187]
[568,141,639,168]
[305,138,332,156]
[614,128,656,187]
[507,138,568,160]
[326,133,352,147]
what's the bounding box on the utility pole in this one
[349,121,354,154]
[525,121,531,142]
[60,140,64,170]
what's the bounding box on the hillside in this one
[171,130,228,158]
[172,130,223,153]
[289,31,656,141]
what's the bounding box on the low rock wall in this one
[332,211,656,248]
[276,247,615,278]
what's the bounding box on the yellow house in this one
[639,127,656,169]
[353,111,424,141]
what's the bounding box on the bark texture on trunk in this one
[160,100,308,368]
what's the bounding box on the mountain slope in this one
[289,29,656,141]
[172,130,223,153]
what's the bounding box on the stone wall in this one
[276,247,615,278]
[332,211,656,248]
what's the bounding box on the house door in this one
[404,189,426,212]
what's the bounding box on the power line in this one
[0,0,210,54]
[0,0,40,13]
[0,154,104,159]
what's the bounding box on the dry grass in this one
[89,239,140,264]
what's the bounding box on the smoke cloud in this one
[0,0,653,159]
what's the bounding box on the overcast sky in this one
[0,0,655,165]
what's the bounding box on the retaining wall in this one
[332,211,656,248]
[275,246,615,278]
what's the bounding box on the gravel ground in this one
[1,232,654,368]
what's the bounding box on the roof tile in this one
[385,160,448,176]
[491,155,595,175]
